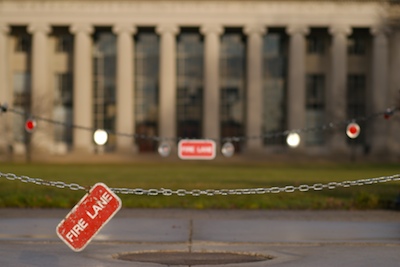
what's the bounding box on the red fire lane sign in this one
[56,183,121,252]
[178,139,216,160]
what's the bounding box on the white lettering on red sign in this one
[86,192,113,219]
[66,218,88,242]
[56,183,121,252]
[178,140,216,160]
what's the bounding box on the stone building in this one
[0,0,399,159]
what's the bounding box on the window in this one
[307,35,325,54]
[15,35,31,53]
[220,31,246,150]
[14,72,31,94]
[347,74,366,117]
[262,30,287,145]
[53,106,73,143]
[53,73,73,144]
[347,74,366,144]
[54,73,72,105]
[348,29,370,56]
[305,74,325,145]
[177,31,203,139]
[13,72,31,142]
[306,75,325,110]
[56,34,72,53]
[93,31,116,150]
[348,36,366,55]
[13,72,31,106]
[135,30,159,151]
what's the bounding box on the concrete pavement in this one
[0,209,399,266]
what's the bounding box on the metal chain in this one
[1,171,399,197]
[0,172,86,191]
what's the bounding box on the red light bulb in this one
[346,122,360,139]
[384,109,393,120]
[25,119,36,133]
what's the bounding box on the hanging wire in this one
[0,102,398,143]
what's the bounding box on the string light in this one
[0,102,398,145]
[0,102,8,114]
[25,118,37,133]
[286,132,301,148]
[346,122,360,139]
[221,142,235,157]
[93,129,108,146]
[158,142,171,157]
[384,108,394,119]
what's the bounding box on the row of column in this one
[0,23,392,154]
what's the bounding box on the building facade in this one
[0,0,400,158]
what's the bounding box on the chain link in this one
[0,171,399,197]
[0,172,87,191]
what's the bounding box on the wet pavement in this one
[0,209,399,266]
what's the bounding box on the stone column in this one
[156,24,179,144]
[286,25,309,149]
[244,24,266,152]
[328,25,351,153]
[70,24,94,152]
[370,26,389,155]
[0,24,9,103]
[388,30,400,157]
[113,24,137,153]
[28,23,52,151]
[200,24,223,141]
[0,24,10,152]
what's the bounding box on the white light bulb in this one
[158,142,171,157]
[93,129,108,146]
[286,133,300,148]
[221,142,235,157]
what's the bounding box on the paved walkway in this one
[0,209,399,266]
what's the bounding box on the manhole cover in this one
[116,251,272,265]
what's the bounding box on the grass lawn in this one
[0,162,399,210]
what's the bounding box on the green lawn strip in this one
[0,162,399,209]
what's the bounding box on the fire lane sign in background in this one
[178,139,216,160]
[56,183,122,252]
